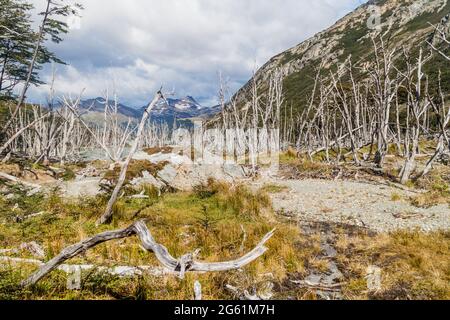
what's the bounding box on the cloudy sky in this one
[27,0,363,107]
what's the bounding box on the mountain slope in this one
[233,0,450,112]
[79,97,142,118]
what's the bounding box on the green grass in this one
[0,181,307,300]
[1,152,449,300]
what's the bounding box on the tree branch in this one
[21,220,275,287]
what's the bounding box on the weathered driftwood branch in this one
[22,220,275,287]
[0,256,175,277]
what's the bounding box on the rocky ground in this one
[249,173,449,300]
[0,150,449,300]
[252,178,450,233]
[4,148,448,234]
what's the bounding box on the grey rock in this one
[256,178,450,233]
[130,171,166,190]
[60,178,102,198]
[223,164,246,179]
[157,165,178,185]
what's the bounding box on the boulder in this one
[130,151,249,192]
[60,177,102,198]
[130,171,166,190]
[157,164,178,185]
[133,151,193,166]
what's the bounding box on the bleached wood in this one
[97,91,163,225]
[194,281,202,300]
[21,220,275,287]
[0,113,50,158]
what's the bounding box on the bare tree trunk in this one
[97,91,163,225]
[0,113,50,158]
[418,136,444,179]
[0,171,41,189]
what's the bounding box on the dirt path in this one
[252,178,450,233]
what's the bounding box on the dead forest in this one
[0,0,449,301]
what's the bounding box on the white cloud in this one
[27,0,361,107]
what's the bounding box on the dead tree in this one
[367,37,398,168]
[22,220,275,287]
[0,112,50,159]
[64,100,117,163]
[427,21,450,61]
[399,49,431,184]
[99,91,136,162]
[97,91,163,225]
[417,72,450,179]
[59,95,85,164]
[330,70,361,165]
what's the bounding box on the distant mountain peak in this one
[76,95,220,125]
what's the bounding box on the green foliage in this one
[195,204,220,232]
[0,0,83,99]
[193,178,226,199]
[339,25,370,60]
[0,269,26,300]
[60,167,76,181]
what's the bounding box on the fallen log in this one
[21,220,275,287]
[0,171,41,190]
[15,211,46,223]
[0,255,175,277]
[1,242,46,258]
[290,279,344,292]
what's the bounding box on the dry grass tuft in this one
[391,192,402,202]
[260,184,289,194]
[336,230,450,300]
[411,169,450,208]
[0,180,308,300]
